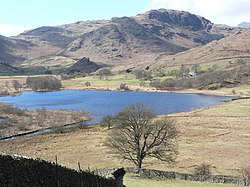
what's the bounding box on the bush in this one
[1,105,25,116]
[0,85,10,96]
[54,126,66,134]
[12,80,22,91]
[133,69,152,81]
[16,123,28,131]
[84,81,91,87]
[77,121,88,129]
[194,163,212,175]
[0,118,12,129]
[120,83,129,91]
[26,76,62,91]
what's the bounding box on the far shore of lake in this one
[61,85,240,97]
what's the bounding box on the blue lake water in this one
[0,90,232,123]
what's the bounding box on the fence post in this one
[112,168,126,187]
[78,162,84,187]
[55,155,60,187]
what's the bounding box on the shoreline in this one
[0,120,87,142]
[0,86,241,142]
[1,80,248,98]
[61,85,242,97]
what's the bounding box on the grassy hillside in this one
[17,56,76,69]
[155,30,250,67]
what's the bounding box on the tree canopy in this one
[105,103,178,171]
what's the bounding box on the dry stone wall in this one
[0,154,117,187]
[95,167,250,186]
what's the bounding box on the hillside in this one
[61,9,237,65]
[0,62,23,74]
[0,34,63,65]
[0,35,27,64]
[0,9,241,70]
[155,29,250,67]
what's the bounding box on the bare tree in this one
[105,103,178,172]
[100,115,114,129]
[12,80,22,91]
[26,76,62,91]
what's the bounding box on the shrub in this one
[1,105,25,116]
[194,163,212,175]
[120,83,129,91]
[54,126,66,134]
[0,87,9,96]
[0,118,12,129]
[26,76,62,91]
[133,69,152,81]
[12,80,22,91]
[84,81,91,87]
[78,123,87,129]
[16,123,28,131]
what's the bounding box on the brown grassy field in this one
[0,98,249,177]
[0,102,90,138]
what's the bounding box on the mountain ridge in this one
[0,9,242,70]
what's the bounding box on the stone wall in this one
[95,167,250,186]
[0,154,117,187]
[1,153,248,186]
[136,168,250,186]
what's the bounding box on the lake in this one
[0,90,232,123]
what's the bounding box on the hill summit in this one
[0,9,240,69]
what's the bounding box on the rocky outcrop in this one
[146,9,213,31]
[63,57,106,74]
[19,26,77,47]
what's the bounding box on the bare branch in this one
[105,103,178,170]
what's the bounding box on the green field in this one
[62,74,142,88]
[206,97,250,116]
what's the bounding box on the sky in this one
[0,0,250,36]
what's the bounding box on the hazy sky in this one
[0,0,249,36]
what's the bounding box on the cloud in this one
[0,24,32,37]
[146,0,250,26]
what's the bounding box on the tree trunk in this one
[134,159,142,173]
